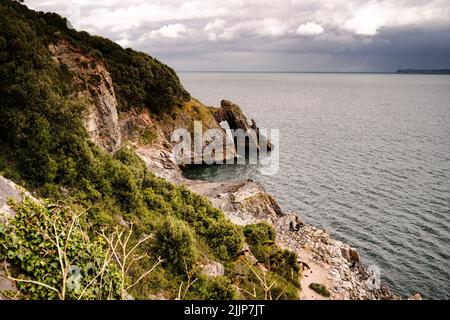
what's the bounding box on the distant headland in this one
[396,69,450,75]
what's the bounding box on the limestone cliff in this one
[47,41,270,164]
[48,40,121,152]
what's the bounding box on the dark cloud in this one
[24,0,450,71]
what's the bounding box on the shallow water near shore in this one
[180,72,450,299]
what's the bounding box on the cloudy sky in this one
[25,0,450,72]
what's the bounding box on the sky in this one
[24,0,450,72]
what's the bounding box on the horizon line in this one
[177,70,396,74]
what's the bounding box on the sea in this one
[179,72,450,299]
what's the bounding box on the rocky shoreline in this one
[113,96,420,300]
[123,112,412,300]
[137,146,400,300]
[0,100,420,301]
[0,37,420,299]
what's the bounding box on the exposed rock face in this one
[0,176,22,221]
[119,109,154,142]
[201,260,225,278]
[118,108,185,182]
[136,144,184,183]
[185,179,283,226]
[340,247,360,263]
[48,41,121,152]
[145,156,399,300]
[213,100,273,152]
[0,176,35,299]
[408,293,422,300]
[0,176,38,222]
[159,99,238,164]
[0,262,18,300]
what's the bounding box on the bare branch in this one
[126,257,163,291]
[4,260,61,299]
[98,226,157,300]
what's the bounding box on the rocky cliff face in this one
[214,100,273,152]
[47,42,271,163]
[158,99,238,163]
[48,40,121,152]
[26,43,408,300]
[0,176,35,299]
[179,177,396,300]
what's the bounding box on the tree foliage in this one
[0,0,299,300]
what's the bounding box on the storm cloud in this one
[25,0,450,72]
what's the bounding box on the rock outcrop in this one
[141,152,400,299]
[159,99,238,164]
[0,176,35,299]
[185,179,283,226]
[0,176,38,223]
[48,40,121,152]
[201,260,225,278]
[213,100,273,152]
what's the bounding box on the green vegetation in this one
[225,257,300,300]
[140,126,157,145]
[243,223,300,288]
[309,283,331,298]
[0,0,300,300]
[0,198,122,300]
[0,0,189,115]
[153,216,198,273]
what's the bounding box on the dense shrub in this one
[206,221,243,260]
[309,283,331,298]
[0,198,121,300]
[142,183,244,261]
[243,222,276,246]
[243,223,299,286]
[0,2,88,186]
[243,222,276,261]
[188,276,237,300]
[153,216,198,274]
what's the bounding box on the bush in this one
[206,221,243,261]
[309,283,331,298]
[153,216,198,274]
[243,223,299,286]
[0,198,121,300]
[107,160,142,212]
[188,276,237,300]
[243,222,276,246]
[243,222,276,261]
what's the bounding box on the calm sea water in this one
[179,72,450,299]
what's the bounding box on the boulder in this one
[201,260,225,278]
[349,248,360,263]
[340,246,360,263]
[0,264,18,300]
[0,175,38,222]
[407,293,423,300]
